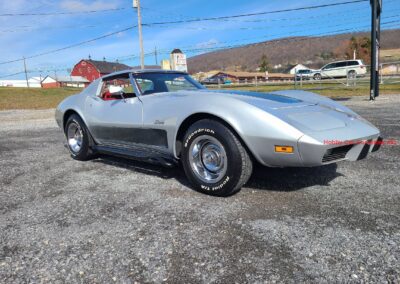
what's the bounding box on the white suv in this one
[313,60,366,80]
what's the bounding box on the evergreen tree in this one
[259,54,270,72]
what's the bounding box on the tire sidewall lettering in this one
[184,128,215,148]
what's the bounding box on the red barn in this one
[71,59,131,82]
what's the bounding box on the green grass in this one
[0,83,399,110]
[0,87,81,110]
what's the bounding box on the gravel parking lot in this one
[0,95,399,283]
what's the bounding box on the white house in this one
[288,64,310,75]
[41,75,89,88]
[0,77,42,88]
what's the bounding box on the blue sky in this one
[0,0,399,79]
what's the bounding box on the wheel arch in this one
[63,109,96,147]
[63,109,81,131]
[174,112,255,161]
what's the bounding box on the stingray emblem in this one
[154,120,165,125]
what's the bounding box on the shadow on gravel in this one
[93,154,191,186]
[93,154,341,193]
[247,163,341,191]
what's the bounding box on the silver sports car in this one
[56,70,381,196]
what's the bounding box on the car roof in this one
[103,69,188,79]
[326,59,362,64]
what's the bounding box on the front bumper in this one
[298,134,381,166]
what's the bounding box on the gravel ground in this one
[0,95,399,283]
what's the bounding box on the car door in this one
[322,63,335,78]
[335,61,348,77]
[84,73,143,146]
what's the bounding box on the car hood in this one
[201,89,317,109]
[197,89,369,132]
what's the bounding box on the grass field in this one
[0,83,399,110]
[0,87,81,110]
[381,48,400,61]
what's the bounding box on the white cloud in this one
[60,0,119,12]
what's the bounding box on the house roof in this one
[212,71,294,79]
[86,59,131,74]
[285,64,309,73]
[214,71,267,78]
[171,48,183,54]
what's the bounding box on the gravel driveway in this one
[0,95,399,283]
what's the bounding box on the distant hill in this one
[187,29,400,73]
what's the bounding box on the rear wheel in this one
[65,114,95,161]
[181,119,253,196]
[348,70,356,79]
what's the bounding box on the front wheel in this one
[313,73,322,80]
[181,119,253,196]
[65,114,95,161]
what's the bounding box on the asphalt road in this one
[1,95,399,283]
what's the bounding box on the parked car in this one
[56,70,381,196]
[295,69,313,80]
[201,77,223,85]
[313,60,367,80]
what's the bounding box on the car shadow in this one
[92,154,341,193]
[247,163,341,192]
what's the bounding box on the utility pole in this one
[370,0,382,100]
[154,46,158,65]
[23,57,29,88]
[134,0,145,69]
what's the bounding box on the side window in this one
[323,63,335,70]
[336,62,347,68]
[136,79,155,95]
[101,75,136,101]
[348,61,358,66]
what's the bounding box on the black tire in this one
[64,114,96,161]
[348,70,356,79]
[313,73,322,80]
[181,119,253,196]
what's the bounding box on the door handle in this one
[90,96,101,101]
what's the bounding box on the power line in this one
[0,71,26,79]
[0,0,379,65]
[0,7,129,17]
[1,0,379,34]
[4,22,400,78]
[141,0,369,26]
[115,21,400,63]
[0,26,136,65]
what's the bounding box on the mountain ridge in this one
[187,29,400,73]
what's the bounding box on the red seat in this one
[102,91,115,101]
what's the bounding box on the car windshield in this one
[134,73,205,95]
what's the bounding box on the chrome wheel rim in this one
[188,135,227,183]
[67,121,83,153]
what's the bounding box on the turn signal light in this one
[275,145,294,153]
